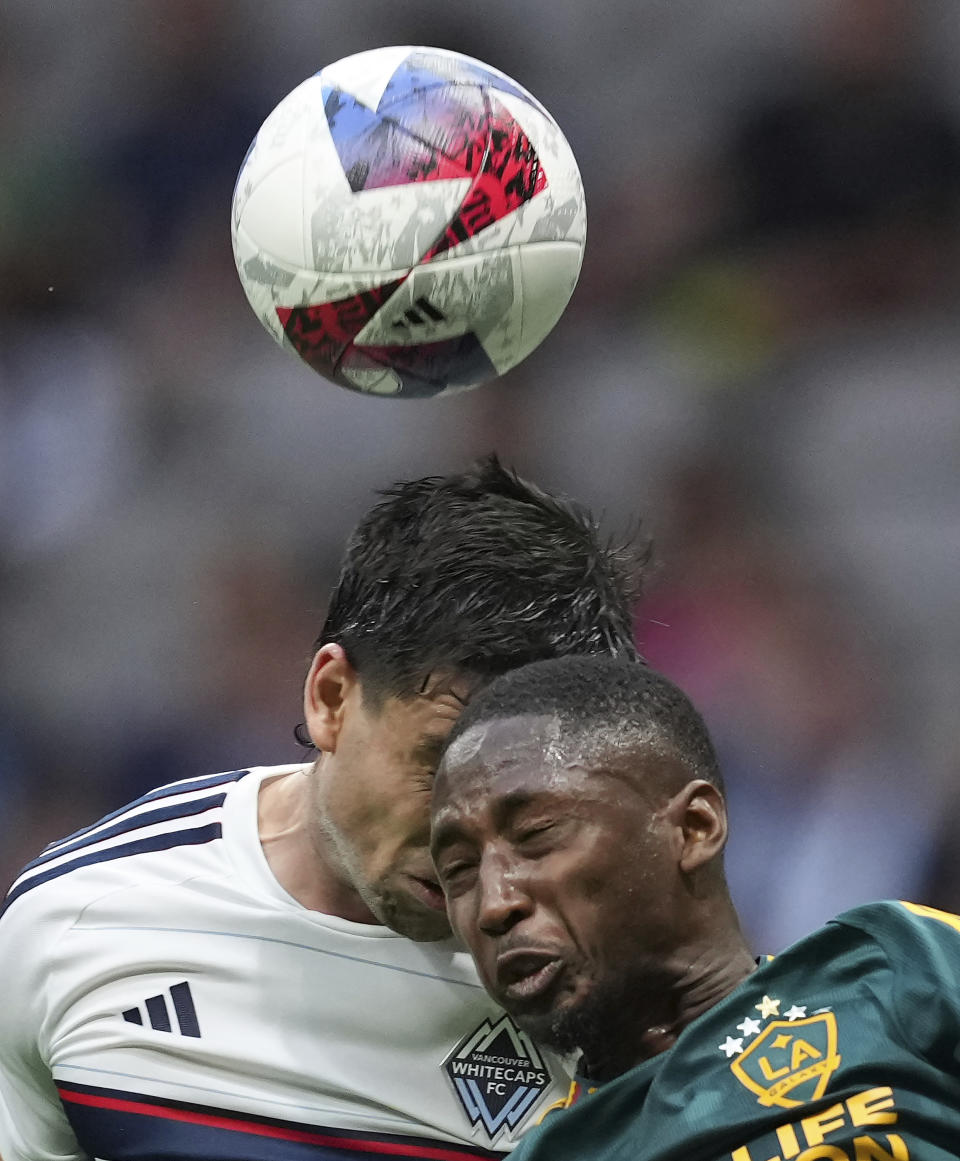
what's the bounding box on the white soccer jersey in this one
[0,766,567,1161]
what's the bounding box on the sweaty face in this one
[431,715,677,1054]
[315,677,473,941]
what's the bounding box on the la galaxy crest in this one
[718,993,912,1161]
[718,994,841,1110]
[443,1014,553,1140]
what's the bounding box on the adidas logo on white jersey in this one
[122,980,201,1038]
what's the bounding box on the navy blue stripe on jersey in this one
[59,1082,508,1161]
[145,994,172,1032]
[170,980,201,1037]
[41,770,248,855]
[1,823,222,917]
[22,792,227,874]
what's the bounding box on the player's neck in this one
[583,924,757,1082]
[664,932,758,1037]
[258,766,379,922]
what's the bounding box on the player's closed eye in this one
[513,821,561,852]
[436,855,479,892]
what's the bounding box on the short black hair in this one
[443,654,723,790]
[317,455,648,703]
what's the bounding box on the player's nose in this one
[476,852,534,936]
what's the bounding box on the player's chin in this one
[395,906,453,942]
[379,888,453,942]
[501,999,573,1054]
[487,980,556,1034]
[495,980,585,1055]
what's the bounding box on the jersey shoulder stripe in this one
[2,770,250,918]
[899,899,960,933]
[2,822,223,916]
[40,768,249,854]
[21,791,228,874]
[58,1081,509,1161]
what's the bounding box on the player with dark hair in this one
[0,457,645,1161]
[432,653,960,1160]
[317,457,638,703]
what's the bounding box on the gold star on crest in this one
[755,994,780,1019]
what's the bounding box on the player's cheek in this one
[449,893,486,960]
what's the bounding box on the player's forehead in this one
[431,713,608,855]
[447,710,561,761]
[372,670,481,761]
[434,713,577,804]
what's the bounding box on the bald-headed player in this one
[432,654,960,1161]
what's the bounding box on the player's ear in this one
[302,643,359,752]
[665,780,728,875]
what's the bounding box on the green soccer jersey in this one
[511,901,960,1161]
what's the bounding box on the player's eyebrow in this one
[417,671,481,705]
[429,814,464,860]
[431,789,551,858]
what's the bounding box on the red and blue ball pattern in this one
[275,50,549,397]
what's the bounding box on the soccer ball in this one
[231,46,586,398]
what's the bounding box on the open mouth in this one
[495,950,563,1002]
[407,874,447,912]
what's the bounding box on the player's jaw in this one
[384,863,452,941]
[311,798,452,940]
[476,932,592,1046]
[481,927,646,1072]
[352,854,453,942]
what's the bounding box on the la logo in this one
[731,1013,841,1109]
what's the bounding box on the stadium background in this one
[2,0,959,952]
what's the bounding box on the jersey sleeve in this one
[0,891,87,1161]
[838,900,960,1074]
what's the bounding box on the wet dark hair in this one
[443,654,723,790]
[315,455,648,706]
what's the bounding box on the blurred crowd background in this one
[2,0,959,952]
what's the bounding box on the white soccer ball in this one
[231,46,586,398]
